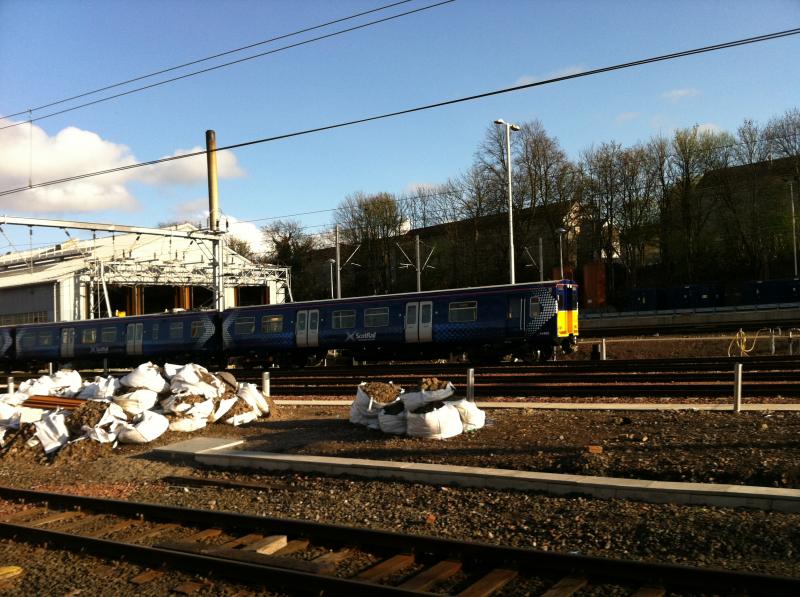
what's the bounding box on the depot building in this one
[0,224,289,324]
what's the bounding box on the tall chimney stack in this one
[206,130,219,231]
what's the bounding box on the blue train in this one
[0,281,578,369]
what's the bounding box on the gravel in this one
[1,396,799,592]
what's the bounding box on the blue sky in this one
[0,0,798,250]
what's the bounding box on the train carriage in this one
[223,280,578,364]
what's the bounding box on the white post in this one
[103,358,108,376]
[601,338,607,360]
[6,376,13,395]
[415,234,421,292]
[733,363,743,412]
[506,126,515,285]
[335,225,342,299]
[790,180,797,278]
[466,368,475,402]
[262,371,270,398]
[770,330,776,355]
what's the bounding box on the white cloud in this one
[168,199,266,254]
[139,146,243,186]
[403,182,438,194]
[0,119,244,214]
[662,88,700,102]
[514,64,586,86]
[615,112,639,124]
[696,122,721,135]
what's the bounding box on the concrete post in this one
[6,376,13,395]
[733,363,743,413]
[262,371,270,398]
[770,330,776,355]
[466,368,475,402]
[48,362,53,375]
[601,338,607,361]
[103,357,109,376]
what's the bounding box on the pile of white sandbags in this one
[349,377,485,440]
[0,361,272,457]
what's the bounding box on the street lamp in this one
[328,258,336,299]
[556,227,567,279]
[495,118,520,284]
[786,179,798,278]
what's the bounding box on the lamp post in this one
[328,258,336,299]
[556,227,567,279]
[790,180,798,278]
[494,118,520,284]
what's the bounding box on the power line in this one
[0,0,456,131]
[1,26,798,197]
[0,0,418,121]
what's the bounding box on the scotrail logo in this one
[346,331,377,342]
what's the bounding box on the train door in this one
[507,297,527,336]
[60,327,75,358]
[295,309,319,348]
[126,323,143,355]
[419,301,432,342]
[405,301,432,343]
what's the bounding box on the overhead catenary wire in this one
[0,26,798,198]
[0,0,422,121]
[0,0,457,131]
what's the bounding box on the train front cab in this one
[556,281,579,353]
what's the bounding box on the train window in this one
[421,303,432,325]
[101,327,117,343]
[529,297,542,317]
[191,320,204,338]
[38,331,53,346]
[234,317,255,335]
[261,315,283,333]
[364,307,389,328]
[81,328,97,344]
[332,310,356,329]
[169,322,184,339]
[152,323,159,341]
[296,311,307,332]
[448,301,477,323]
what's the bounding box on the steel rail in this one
[0,486,798,595]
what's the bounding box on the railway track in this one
[0,484,797,596]
[234,356,800,398]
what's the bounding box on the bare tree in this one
[335,192,405,294]
[261,219,319,299]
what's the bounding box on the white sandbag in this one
[170,364,225,400]
[120,362,169,393]
[117,410,169,444]
[83,403,127,443]
[400,391,424,413]
[163,363,182,380]
[50,369,84,396]
[32,411,70,453]
[349,385,382,427]
[448,398,486,431]
[77,376,120,399]
[406,403,463,440]
[113,389,158,416]
[420,382,455,402]
[159,394,214,420]
[0,403,21,428]
[378,403,407,435]
[210,395,238,423]
[237,383,269,415]
[169,415,208,433]
[224,410,260,426]
[2,392,30,406]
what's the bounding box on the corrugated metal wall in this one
[0,283,55,323]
